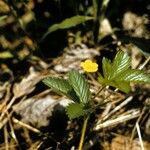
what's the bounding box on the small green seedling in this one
[43,51,150,150]
[43,69,91,119]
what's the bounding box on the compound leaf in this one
[43,77,79,102]
[99,51,150,93]
[68,70,91,105]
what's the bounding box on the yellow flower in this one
[80,60,98,72]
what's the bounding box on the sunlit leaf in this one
[43,77,79,102]
[66,103,84,119]
[43,15,93,38]
[110,51,131,79]
[117,69,150,83]
[0,51,13,58]
[68,70,91,105]
[98,51,150,93]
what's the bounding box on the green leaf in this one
[102,57,112,79]
[43,77,79,102]
[68,70,91,105]
[110,51,131,79]
[109,81,131,93]
[43,15,93,38]
[66,103,84,119]
[0,15,7,23]
[92,0,98,19]
[98,75,131,93]
[98,73,106,84]
[117,69,150,83]
[0,51,13,59]
[98,51,150,93]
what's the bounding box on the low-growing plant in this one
[43,51,150,150]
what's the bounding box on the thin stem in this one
[0,96,16,122]
[92,85,105,100]
[78,116,89,150]
[138,56,150,70]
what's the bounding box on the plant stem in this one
[92,85,105,100]
[78,116,89,150]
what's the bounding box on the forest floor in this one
[0,0,150,150]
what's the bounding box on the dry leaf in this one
[13,67,43,98]
[13,94,71,128]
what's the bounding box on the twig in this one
[4,124,9,150]
[104,96,133,120]
[94,109,140,130]
[96,96,133,126]
[7,112,18,143]
[138,56,150,70]
[12,117,40,133]
[130,107,146,142]
[136,122,144,150]
[0,96,17,122]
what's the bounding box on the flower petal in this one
[80,60,98,72]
